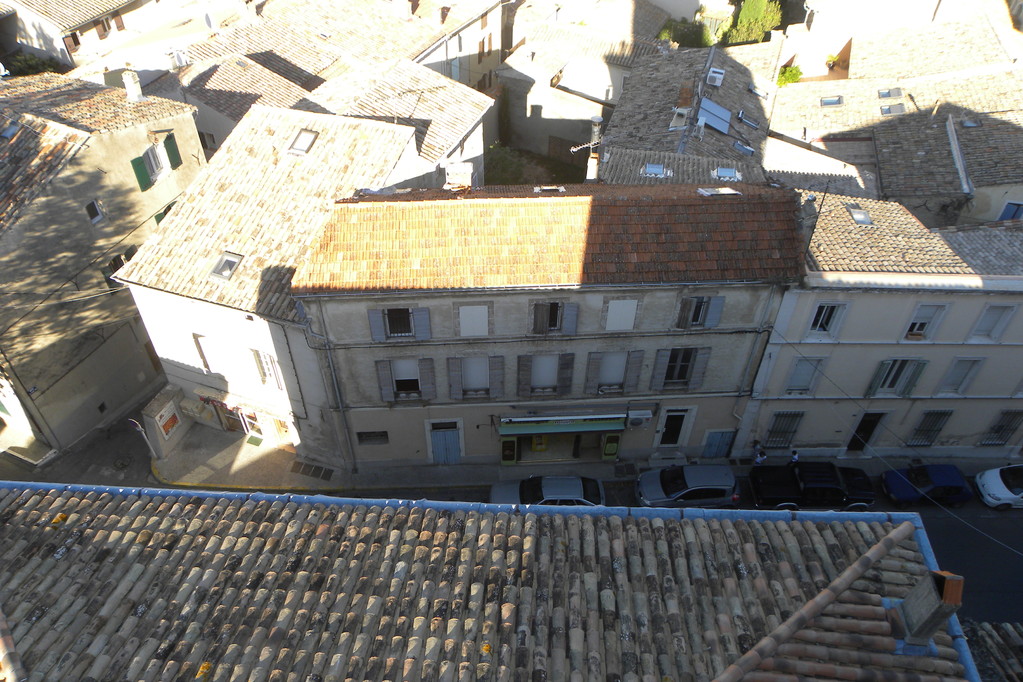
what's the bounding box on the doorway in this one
[848,412,884,451]
[430,421,461,464]
[658,409,690,447]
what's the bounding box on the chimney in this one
[585,116,602,183]
[896,571,963,646]
[122,69,145,102]
[440,6,450,23]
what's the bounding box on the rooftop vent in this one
[211,252,243,280]
[706,67,725,87]
[846,203,873,225]
[122,70,145,103]
[896,571,963,646]
[698,187,742,196]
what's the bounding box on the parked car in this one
[489,475,605,506]
[881,464,973,508]
[635,464,739,508]
[748,462,875,510]
[975,464,1023,510]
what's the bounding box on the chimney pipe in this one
[122,69,145,103]
[897,571,963,646]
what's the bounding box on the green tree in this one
[5,51,65,76]
[777,65,802,85]
[724,0,782,44]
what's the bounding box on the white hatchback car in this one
[975,464,1023,510]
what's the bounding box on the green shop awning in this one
[499,414,626,435]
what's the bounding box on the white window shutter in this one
[376,360,394,401]
[368,310,386,342]
[561,303,579,334]
[704,297,725,328]
[650,350,670,391]
[412,308,432,340]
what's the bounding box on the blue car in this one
[881,464,973,508]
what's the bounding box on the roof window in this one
[748,83,768,100]
[878,88,903,98]
[880,103,906,116]
[698,187,742,196]
[706,67,725,87]
[1,124,17,140]
[289,129,319,154]
[820,96,844,107]
[533,185,566,193]
[641,163,672,178]
[737,109,760,129]
[961,118,981,128]
[713,167,741,181]
[211,251,243,280]
[733,141,755,156]
[845,203,873,225]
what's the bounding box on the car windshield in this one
[520,478,544,504]
[906,468,933,488]
[659,467,689,495]
[581,478,602,504]
[1000,467,1023,494]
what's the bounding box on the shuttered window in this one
[131,135,182,192]
[377,358,436,402]
[368,308,431,341]
[865,359,926,397]
[518,354,574,397]
[675,296,724,329]
[650,347,710,391]
[531,302,578,334]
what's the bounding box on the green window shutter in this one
[131,156,152,191]
[164,134,183,169]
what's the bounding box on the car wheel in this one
[776,503,799,511]
[844,503,869,512]
[995,503,1012,511]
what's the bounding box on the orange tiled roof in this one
[292,184,803,293]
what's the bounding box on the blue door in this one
[431,422,461,464]
[702,430,736,458]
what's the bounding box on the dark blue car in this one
[881,464,973,507]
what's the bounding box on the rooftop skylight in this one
[713,167,742,181]
[289,129,319,154]
[820,96,844,107]
[846,203,874,225]
[878,88,903,99]
[641,163,672,178]
[733,141,755,156]
[880,103,906,116]
[211,252,243,280]
[698,187,742,196]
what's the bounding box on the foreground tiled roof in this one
[4,0,131,31]
[298,58,493,163]
[292,184,802,293]
[0,113,85,235]
[962,621,1023,682]
[0,73,195,133]
[0,484,970,681]
[177,55,310,122]
[599,148,767,184]
[115,106,416,321]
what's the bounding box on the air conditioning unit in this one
[706,68,725,87]
[627,410,654,428]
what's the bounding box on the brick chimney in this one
[897,571,963,646]
[122,69,145,103]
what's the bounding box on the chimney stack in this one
[122,69,145,103]
[897,571,963,646]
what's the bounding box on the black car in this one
[749,461,875,510]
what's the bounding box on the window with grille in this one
[765,412,803,448]
[385,308,414,337]
[980,411,1023,446]
[906,410,952,447]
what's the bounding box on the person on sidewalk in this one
[753,443,768,466]
[789,450,799,465]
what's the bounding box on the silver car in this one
[489,475,606,506]
[975,464,1023,510]
[636,464,739,508]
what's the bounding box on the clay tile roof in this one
[0,72,195,133]
[175,55,310,122]
[600,148,767,185]
[0,3,14,19]
[291,183,803,294]
[115,106,417,321]
[963,621,1023,681]
[297,58,493,163]
[0,112,85,235]
[0,483,972,682]
[4,0,132,31]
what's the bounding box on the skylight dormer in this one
[713,167,741,181]
[641,163,672,178]
[846,203,874,225]
[289,129,319,154]
[211,251,243,280]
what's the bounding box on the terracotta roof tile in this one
[292,184,803,293]
[0,72,195,133]
[174,55,310,122]
[0,484,970,681]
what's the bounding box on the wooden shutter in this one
[488,356,505,398]
[688,348,711,390]
[675,298,693,329]
[517,355,532,397]
[900,360,927,397]
[412,307,432,340]
[368,310,386,341]
[164,134,183,169]
[864,361,890,397]
[112,11,124,30]
[623,350,643,393]
[584,353,602,395]
[376,361,394,402]
[447,357,463,400]
[704,296,725,328]
[94,19,109,40]
[532,303,548,334]
[418,359,436,400]
[63,35,79,54]
[556,353,575,396]
[561,303,579,335]
[131,156,153,191]
[650,349,671,391]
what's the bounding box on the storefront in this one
[191,386,292,447]
[498,413,627,463]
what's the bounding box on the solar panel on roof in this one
[698,98,731,134]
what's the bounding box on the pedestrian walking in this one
[789,450,799,465]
